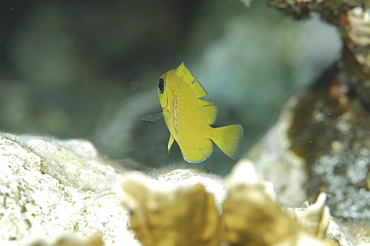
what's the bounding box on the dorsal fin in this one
[190,81,207,98]
[175,63,195,84]
[175,62,207,98]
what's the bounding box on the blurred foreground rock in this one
[0,133,362,245]
[117,159,352,246]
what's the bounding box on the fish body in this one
[157,63,243,163]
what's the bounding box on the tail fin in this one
[211,125,243,159]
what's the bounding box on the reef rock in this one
[0,133,137,246]
[248,71,370,242]
[245,1,370,241]
[0,133,358,245]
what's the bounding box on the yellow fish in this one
[156,63,243,163]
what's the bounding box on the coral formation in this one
[1,0,370,245]
[0,133,365,245]
[117,173,221,246]
[118,159,349,246]
[29,235,103,246]
[0,133,136,246]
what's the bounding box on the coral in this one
[29,235,103,246]
[0,133,136,246]
[0,133,362,245]
[117,159,349,246]
[117,173,221,246]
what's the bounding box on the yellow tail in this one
[211,125,243,159]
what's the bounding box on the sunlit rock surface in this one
[0,133,137,246]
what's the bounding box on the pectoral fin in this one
[167,135,175,153]
[140,113,164,123]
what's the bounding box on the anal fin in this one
[179,139,213,163]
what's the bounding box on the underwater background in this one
[0,0,340,175]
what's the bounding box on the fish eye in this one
[158,78,165,94]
